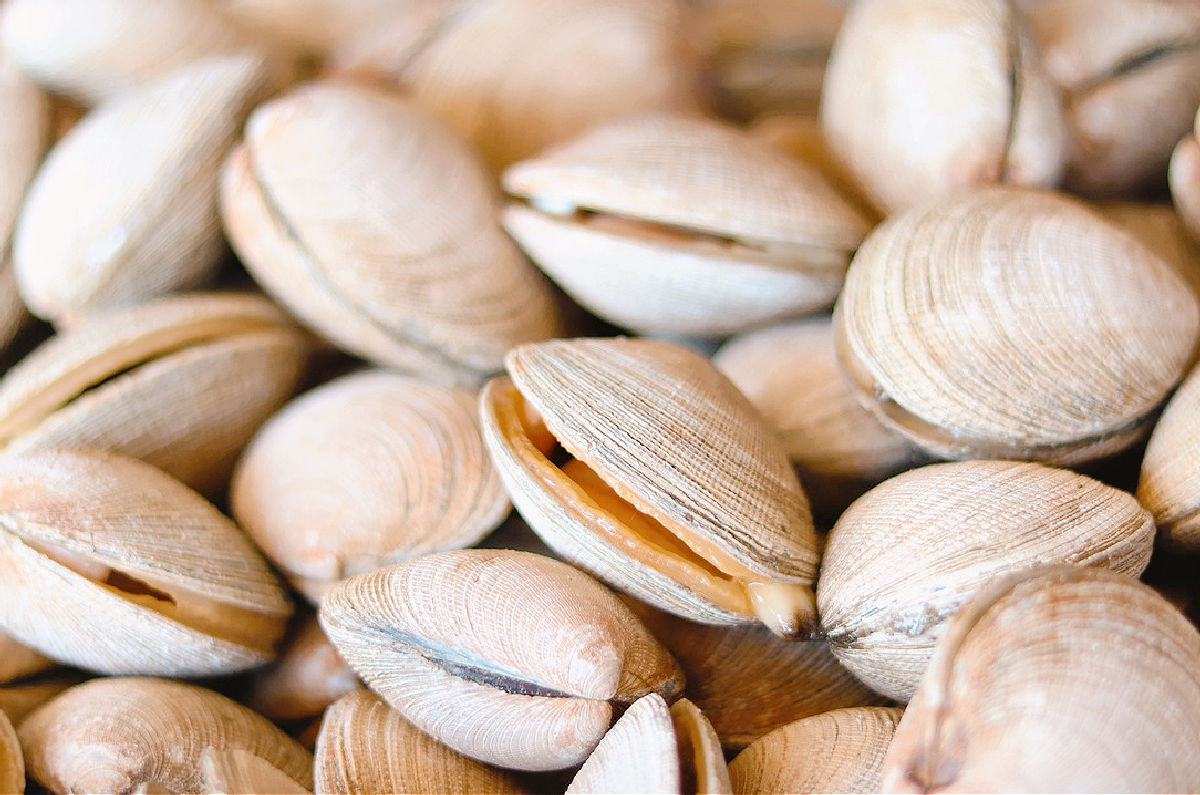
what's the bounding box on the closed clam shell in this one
[0,628,50,685]
[0,292,307,495]
[0,710,20,795]
[202,748,310,795]
[13,55,270,325]
[232,370,509,601]
[1139,365,1200,552]
[1025,0,1200,197]
[1098,201,1200,299]
[480,338,821,637]
[567,694,730,795]
[836,187,1199,463]
[315,689,528,794]
[881,567,1200,793]
[729,707,903,795]
[221,80,559,386]
[1171,108,1200,240]
[20,677,314,794]
[0,448,292,675]
[503,114,870,337]
[822,0,1066,215]
[319,549,684,771]
[818,460,1154,701]
[250,612,358,721]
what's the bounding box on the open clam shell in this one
[0,710,21,795]
[480,337,820,637]
[1139,364,1200,552]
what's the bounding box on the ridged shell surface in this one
[1172,111,1200,239]
[1139,364,1200,552]
[1097,202,1200,299]
[201,748,310,795]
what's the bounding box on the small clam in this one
[202,748,311,795]
[20,677,314,794]
[502,115,870,337]
[822,0,1066,215]
[729,707,903,795]
[319,549,684,771]
[250,612,358,721]
[819,460,1153,701]
[0,448,292,676]
[0,710,21,795]
[1139,364,1200,553]
[315,689,528,794]
[232,370,509,600]
[0,628,50,685]
[567,694,730,795]
[480,338,821,637]
[836,187,1199,464]
[1171,106,1200,240]
[221,80,559,386]
[1097,201,1200,299]
[218,0,405,59]
[881,567,1200,792]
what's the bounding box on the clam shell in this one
[729,707,903,795]
[0,448,292,676]
[315,689,528,794]
[480,337,820,636]
[1097,201,1200,299]
[20,677,314,794]
[0,628,50,685]
[0,709,21,795]
[881,567,1200,792]
[13,55,270,325]
[202,748,310,795]
[0,676,78,726]
[250,612,358,721]
[319,549,683,771]
[221,80,559,386]
[218,0,407,57]
[232,370,509,601]
[822,0,1066,214]
[567,694,730,795]
[1171,110,1200,240]
[818,460,1154,701]
[1139,364,1200,552]
[836,187,1199,463]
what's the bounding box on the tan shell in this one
[822,0,1066,215]
[627,598,880,752]
[818,460,1154,701]
[729,707,903,795]
[315,689,528,794]
[881,567,1200,792]
[13,55,270,325]
[319,549,684,771]
[714,319,923,518]
[20,677,314,794]
[0,676,78,726]
[221,80,559,386]
[0,709,21,795]
[1025,0,1200,197]
[1171,108,1200,241]
[232,369,510,601]
[1138,364,1200,552]
[0,448,292,675]
[0,628,50,685]
[250,612,358,721]
[567,694,730,795]
[0,292,307,495]
[836,187,1199,464]
[1097,201,1200,299]
[202,748,311,795]
[218,0,408,58]
[480,338,821,636]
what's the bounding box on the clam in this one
[0,448,292,676]
[0,676,78,726]
[0,292,308,495]
[822,0,1066,215]
[315,689,528,794]
[0,710,20,795]
[1171,106,1200,240]
[881,567,1200,792]
[729,707,903,795]
[20,677,314,794]
[480,337,821,637]
[818,460,1154,701]
[221,80,560,386]
[217,0,407,59]
[13,55,270,325]
[250,612,358,721]
[319,549,684,771]
[202,748,311,795]
[836,187,1199,464]
[567,694,730,795]
[0,628,50,685]
[1139,364,1200,553]
[1097,201,1200,299]
[232,370,509,600]
[502,114,871,337]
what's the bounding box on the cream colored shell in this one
[1097,202,1200,299]
[0,677,77,726]
[0,628,50,685]
[1139,364,1200,552]
[202,748,311,795]
[1171,106,1200,241]
[250,612,358,721]
[0,709,21,795]
[218,0,408,58]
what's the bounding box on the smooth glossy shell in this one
[881,567,1200,793]
[0,448,292,675]
[1139,364,1200,552]
[250,612,358,721]
[0,709,21,795]
[836,187,1199,463]
[20,678,313,794]
[232,370,509,600]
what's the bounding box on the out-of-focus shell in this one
[1171,107,1200,240]
[0,448,292,676]
[0,628,50,684]
[0,292,307,495]
[0,710,21,795]
[729,707,902,795]
[218,0,411,58]
[13,56,270,325]
[315,689,528,794]
[250,612,358,721]
[836,187,1199,464]
[232,370,509,601]
[822,0,1066,215]
[819,460,1154,701]
[0,676,78,725]
[502,114,871,336]
[1139,365,1200,552]
[480,338,820,637]
[202,748,311,795]
[1098,201,1200,298]
[881,567,1200,792]
[20,678,314,794]
[319,549,683,771]
[221,81,559,386]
